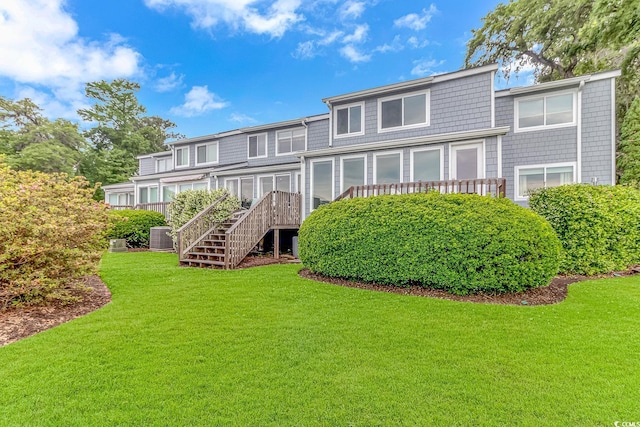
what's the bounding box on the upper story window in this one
[378,90,429,132]
[248,133,267,159]
[335,102,364,137]
[196,142,218,165]
[515,91,576,132]
[175,147,189,168]
[156,157,171,173]
[276,128,306,155]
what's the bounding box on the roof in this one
[322,63,499,105]
[494,69,621,98]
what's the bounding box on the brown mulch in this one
[299,267,640,306]
[236,253,300,269]
[0,276,111,347]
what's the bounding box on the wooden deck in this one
[335,178,507,201]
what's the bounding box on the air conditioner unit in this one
[150,226,174,252]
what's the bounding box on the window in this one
[240,177,254,208]
[195,142,218,165]
[156,158,171,173]
[175,147,189,168]
[516,92,575,131]
[341,156,366,192]
[276,174,291,192]
[139,186,158,204]
[162,185,176,202]
[374,152,402,184]
[379,90,429,131]
[248,134,267,158]
[259,176,274,195]
[516,163,575,199]
[411,148,443,181]
[450,142,484,180]
[335,103,363,137]
[225,178,239,197]
[277,129,306,155]
[311,159,334,210]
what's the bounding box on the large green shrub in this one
[299,193,561,295]
[107,210,167,248]
[529,184,640,275]
[0,159,110,309]
[166,188,240,244]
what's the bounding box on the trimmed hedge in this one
[107,210,167,248]
[529,184,640,275]
[299,193,561,295]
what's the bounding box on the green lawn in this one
[1,252,639,426]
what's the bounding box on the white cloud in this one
[144,0,303,38]
[408,36,430,49]
[229,113,257,124]
[293,40,317,59]
[339,1,365,20]
[342,24,368,44]
[170,86,228,117]
[0,0,142,119]
[375,35,404,53]
[394,4,438,31]
[340,45,371,63]
[155,72,185,92]
[411,58,445,76]
[318,30,344,46]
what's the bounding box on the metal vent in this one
[150,226,174,252]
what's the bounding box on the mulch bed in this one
[0,276,111,347]
[299,267,640,306]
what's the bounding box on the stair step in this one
[180,259,225,267]
[189,249,225,256]
[185,252,225,259]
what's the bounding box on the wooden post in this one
[274,229,280,259]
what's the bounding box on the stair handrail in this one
[177,193,230,259]
[224,191,302,269]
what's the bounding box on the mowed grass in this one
[1,252,639,426]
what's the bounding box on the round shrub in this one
[107,210,167,248]
[299,193,561,295]
[529,184,640,275]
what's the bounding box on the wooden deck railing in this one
[225,191,301,269]
[335,178,507,201]
[135,202,171,219]
[177,193,230,260]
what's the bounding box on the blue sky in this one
[0,0,531,138]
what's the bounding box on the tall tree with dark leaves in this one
[0,96,86,175]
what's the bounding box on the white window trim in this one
[174,147,190,169]
[410,146,445,182]
[514,162,577,201]
[194,141,219,166]
[340,154,368,192]
[275,128,307,156]
[294,172,302,193]
[137,184,159,204]
[156,157,172,173]
[377,89,430,133]
[240,176,255,201]
[247,133,268,159]
[309,157,335,213]
[258,174,275,195]
[514,89,577,133]
[333,101,365,139]
[275,173,292,192]
[449,140,486,180]
[373,150,404,185]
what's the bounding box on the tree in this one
[618,97,640,185]
[464,0,593,81]
[0,96,86,175]
[77,79,182,198]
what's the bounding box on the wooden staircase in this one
[179,210,245,268]
[177,191,301,269]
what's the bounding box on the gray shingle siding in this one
[139,158,156,175]
[329,72,493,148]
[582,79,614,185]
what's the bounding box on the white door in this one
[451,142,484,180]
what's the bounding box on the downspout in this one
[300,155,306,222]
[301,118,308,151]
[577,80,585,183]
[324,101,333,147]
